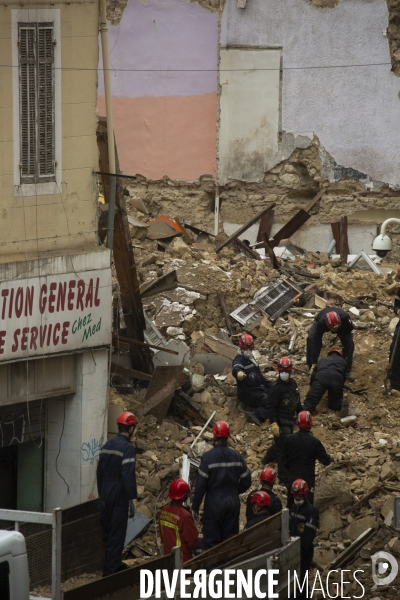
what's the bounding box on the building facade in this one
[101,0,400,255]
[0,2,111,511]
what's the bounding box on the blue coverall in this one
[306,307,354,374]
[192,442,251,550]
[289,499,319,599]
[389,288,400,390]
[97,433,137,576]
[232,352,272,421]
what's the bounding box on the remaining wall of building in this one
[98,0,218,180]
[0,3,100,258]
[45,348,108,510]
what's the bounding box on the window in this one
[12,9,61,196]
[19,23,55,183]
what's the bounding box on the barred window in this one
[19,23,55,184]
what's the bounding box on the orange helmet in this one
[328,348,343,357]
[169,479,190,501]
[277,356,293,371]
[259,467,277,485]
[251,490,271,507]
[291,479,309,496]
[117,411,137,427]
[239,334,255,350]
[212,420,230,438]
[296,411,313,430]
[324,311,341,331]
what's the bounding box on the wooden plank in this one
[262,232,280,270]
[331,222,341,251]
[110,361,152,381]
[222,531,282,568]
[97,118,153,374]
[217,290,234,336]
[112,334,179,355]
[61,499,99,526]
[330,528,375,569]
[174,217,193,245]
[305,187,327,212]
[257,208,274,242]
[270,209,311,248]
[63,553,175,600]
[186,512,281,570]
[215,203,276,253]
[234,238,262,260]
[340,215,349,264]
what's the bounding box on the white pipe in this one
[380,218,400,236]
[100,0,117,250]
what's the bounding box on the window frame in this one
[12,9,62,197]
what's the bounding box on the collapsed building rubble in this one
[87,196,400,599]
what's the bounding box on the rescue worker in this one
[303,348,349,417]
[158,479,199,563]
[262,357,302,485]
[232,333,272,425]
[307,307,355,381]
[244,490,271,529]
[389,275,400,390]
[97,411,138,577]
[192,420,251,550]
[289,479,319,600]
[246,467,282,522]
[283,411,331,506]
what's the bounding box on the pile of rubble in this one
[109,202,400,598]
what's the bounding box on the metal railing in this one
[0,507,61,600]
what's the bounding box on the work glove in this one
[192,511,198,521]
[237,371,246,381]
[271,422,280,438]
[129,500,135,519]
[309,364,317,376]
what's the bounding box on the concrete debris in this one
[110,200,400,587]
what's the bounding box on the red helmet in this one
[296,411,313,429]
[324,311,341,331]
[169,479,190,501]
[328,347,343,357]
[117,411,137,427]
[291,479,309,496]
[239,334,255,350]
[212,420,230,438]
[260,467,277,485]
[277,357,292,371]
[251,490,271,507]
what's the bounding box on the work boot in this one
[339,397,349,418]
[245,411,262,426]
[346,373,355,383]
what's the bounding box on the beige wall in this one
[0,3,99,259]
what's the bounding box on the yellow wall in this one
[0,2,99,259]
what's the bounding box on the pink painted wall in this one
[98,0,218,180]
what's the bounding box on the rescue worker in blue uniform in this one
[283,411,331,506]
[244,490,271,530]
[389,280,400,390]
[303,348,349,416]
[97,411,137,576]
[307,307,355,380]
[232,333,272,425]
[192,420,251,550]
[262,357,302,485]
[289,479,319,600]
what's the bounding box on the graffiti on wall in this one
[81,437,103,464]
[0,412,25,447]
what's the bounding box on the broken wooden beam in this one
[217,290,234,336]
[330,528,376,569]
[340,215,349,264]
[234,238,262,260]
[215,203,276,253]
[257,208,274,242]
[261,232,280,270]
[174,217,193,245]
[110,361,152,381]
[139,269,178,298]
[112,334,179,355]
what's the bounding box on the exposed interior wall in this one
[45,349,108,511]
[98,0,218,180]
[0,3,99,258]
[218,48,281,184]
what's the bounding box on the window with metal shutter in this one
[19,23,55,184]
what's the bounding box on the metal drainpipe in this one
[100,0,117,250]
